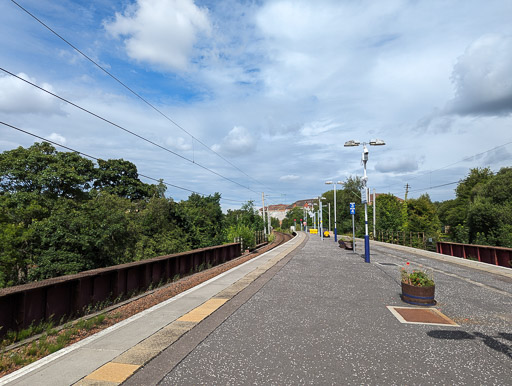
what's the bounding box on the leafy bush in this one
[400,262,434,287]
[227,224,255,250]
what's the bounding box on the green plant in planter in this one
[400,262,434,287]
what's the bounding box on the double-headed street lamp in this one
[325,180,344,242]
[344,139,386,263]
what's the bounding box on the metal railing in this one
[376,230,436,251]
[0,243,241,338]
[437,241,512,268]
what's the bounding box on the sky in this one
[1,0,512,210]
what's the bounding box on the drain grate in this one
[387,306,459,326]
[377,262,397,266]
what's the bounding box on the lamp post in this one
[325,180,344,242]
[318,196,326,240]
[344,139,386,263]
[328,202,331,233]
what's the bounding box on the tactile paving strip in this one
[387,306,459,326]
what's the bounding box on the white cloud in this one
[166,136,193,151]
[0,73,63,115]
[105,0,211,71]
[375,157,419,173]
[279,174,299,181]
[2,0,512,207]
[211,126,256,157]
[448,34,512,116]
[300,120,339,136]
[46,132,67,145]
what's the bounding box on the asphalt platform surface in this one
[143,234,512,385]
[3,232,512,385]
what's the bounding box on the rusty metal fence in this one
[436,241,512,268]
[0,243,241,338]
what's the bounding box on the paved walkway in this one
[2,232,512,385]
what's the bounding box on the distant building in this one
[260,199,315,224]
[288,199,315,210]
[262,204,288,222]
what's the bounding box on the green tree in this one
[29,194,137,280]
[225,201,264,231]
[131,197,191,260]
[270,216,280,229]
[93,158,155,200]
[482,167,512,205]
[281,206,305,229]
[180,193,224,249]
[227,224,255,250]
[407,194,441,235]
[375,194,403,231]
[0,142,95,200]
[456,167,494,202]
[336,177,364,236]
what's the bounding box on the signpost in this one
[350,203,356,253]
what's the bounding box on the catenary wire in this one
[380,140,512,193]
[0,67,260,196]
[0,121,249,204]
[10,0,280,195]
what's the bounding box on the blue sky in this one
[1,0,512,210]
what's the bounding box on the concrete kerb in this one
[361,238,512,279]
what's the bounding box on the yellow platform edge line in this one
[84,362,140,383]
[177,298,229,322]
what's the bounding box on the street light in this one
[318,196,326,240]
[344,139,386,263]
[325,180,344,242]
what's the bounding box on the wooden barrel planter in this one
[401,282,436,306]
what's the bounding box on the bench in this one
[338,239,354,250]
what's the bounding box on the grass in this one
[0,314,109,374]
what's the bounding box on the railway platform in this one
[2,231,511,385]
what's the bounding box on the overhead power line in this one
[378,139,512,197]
[10,0,279,195]
[386,181,459,198]
[0,120,248,204]
[0,67,259,195]
[408,181,459,194]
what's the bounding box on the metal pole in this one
[320,199,323,240]
[328,202,331,234]
[352,213,355,253]
[373,188,376,239]
[266,204,271,235]
[363,147,370,263]
[334,184,337,242]
[262,192,267,236]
